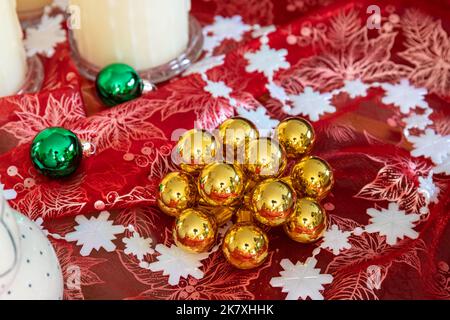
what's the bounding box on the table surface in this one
[0,0,449,300]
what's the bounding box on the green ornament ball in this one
[30,127,82,179]
[95,63,144,107]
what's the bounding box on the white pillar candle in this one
[16,0,52,20]
[70,0,191,71]
[0,0,27,98]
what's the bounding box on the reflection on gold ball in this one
[276,117,315,158]
[284,198,327,243]
[251,179,297,227]
[157,172,196,217]
[222,223,269,269]
[173,209,217,253]
[176,129,218,173]
[245,138,286,180]
[292,156,334,199]
[198,163,244,206]
[219,117,259,159]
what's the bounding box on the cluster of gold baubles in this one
[157,117,334,270]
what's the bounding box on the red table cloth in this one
[0,0,449,300]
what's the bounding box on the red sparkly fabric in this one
[0,0,449,300]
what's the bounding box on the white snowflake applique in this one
[183,55,225,76]
[0,183,17,201]
[434,160,450,176]
[365,203,420,246]
[342,79,369,98]
[266,82,289,104]
[408,129,450,165]
[321,225,352,255]
[403,112,433,130]
[382,79,428,114]
[237,106,279,137]
[252,25,276,38]
[25,13,66,57]
[203,16,252,55]
[204,79,233,99]
[284,87,336,122]
[270,258,333,300]
[148,244,210,286]
[65,212,125,256]
[418,172,440,204]
[123,233,154,261]
[245,44,290,80]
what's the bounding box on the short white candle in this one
[0,0,27,98]
[70,0,191,71]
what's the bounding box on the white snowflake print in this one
[65,212,125,256]
[245,44,290,80]
[148,244,210,286]
[418,172,440,204]
[321,225,352,255]
[203,16,252,55]
[123,233,154,261]
[24,13,66,57]
[237,106,279,137]
[285,87,336,122]
[0,183,17,201]
[382,79,428,114]
[266,82,289,103]
[342,79,369,98]
[408,129,450,165]
[183,55,225,76]
[365,203,420,246]
[270,258,333,300]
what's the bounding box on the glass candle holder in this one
[69,14,203,84]
[17,55,44,95]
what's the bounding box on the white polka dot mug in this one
[0,193,64,300]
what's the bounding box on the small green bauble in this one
[30,127,82,179]
[95,63,144,107]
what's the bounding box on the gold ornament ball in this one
[157,172,196,217]
[292,156,334,199]
[176,129,218,173]
[276,117,315,158]
[198,163,245,206]
[218,117,259,157]
[245,138,286,180]
[284,197,327,243]
[173,209,218,253]
[251,179,297,227]
[198,205,236,226]
[222,222,269,270]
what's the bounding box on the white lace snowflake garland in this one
[321,225,352,255]
[382,79,429,114]
[284,87,335,122]
[245,44,290,80]
[270,258,333,300]
[123,233,154,261]
[408,129,450,165]
[365,203,420,246]
[65,212,125,256]
[147,244,210,286]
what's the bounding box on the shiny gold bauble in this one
[292,156,334,199]
[173,209,218,253]
[157,172,196,217]
[275,117,315,158]
[245,138,286,180]
[284,198,327,243]
[218,117,259,157]
[251,179,297,227]
[198,163,244,206]
[176,129,218,173]
[222,222,269,269]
